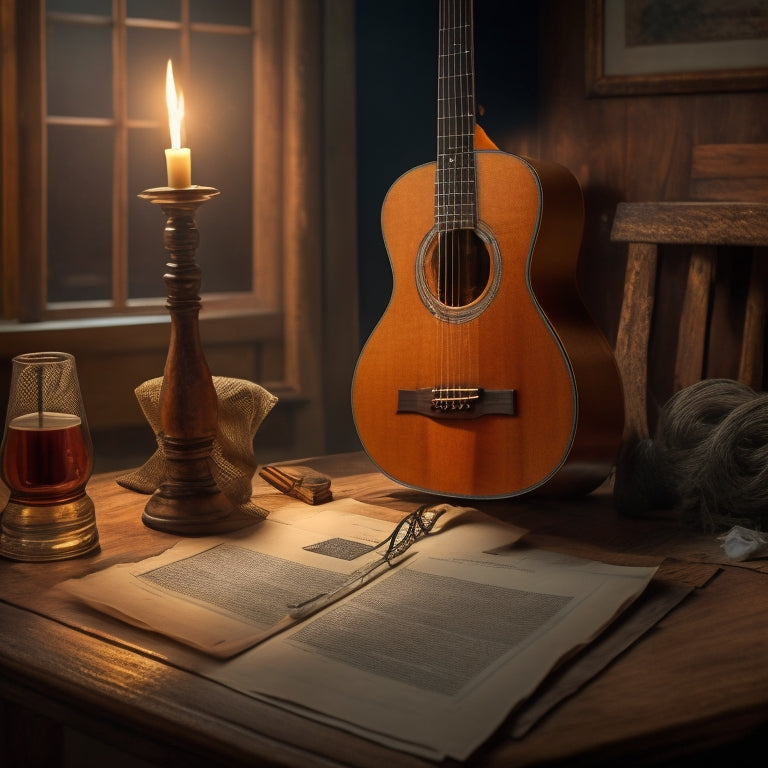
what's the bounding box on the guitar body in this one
[351,150,624,499]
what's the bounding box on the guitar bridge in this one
[397,388,516,420]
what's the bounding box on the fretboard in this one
[435,0,476,232]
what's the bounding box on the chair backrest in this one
[611,144,768,445]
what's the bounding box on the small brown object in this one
[258,464,332,505]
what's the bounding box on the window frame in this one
[0,0,361,460]
[5,0,278,323]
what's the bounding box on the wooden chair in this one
[611,144,768,444]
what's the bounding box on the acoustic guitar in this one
[351,0,624,499]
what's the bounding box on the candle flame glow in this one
[165,59,184,149]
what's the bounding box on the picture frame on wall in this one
[586,0,768,96]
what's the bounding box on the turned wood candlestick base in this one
[139,186,235,535]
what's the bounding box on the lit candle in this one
[165,60,192,188]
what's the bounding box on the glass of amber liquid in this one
[0,352,99,561]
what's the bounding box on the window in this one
[7,0,268,321]
[0,0,359,462]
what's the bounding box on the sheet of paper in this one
[206,525,656,760]
[57,498,429,657]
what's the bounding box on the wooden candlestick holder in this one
[139,185,235,534]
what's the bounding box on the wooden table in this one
[1,452,767,766]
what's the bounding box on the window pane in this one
[128,128,171,299]
[189,31,253,292]
[42,0,260,313]
[127,0,181,21]
[47,0,111,15]
[127,27,180,122]
[47,126,113,303]
[190,0,251,26]
[47,20,112,117]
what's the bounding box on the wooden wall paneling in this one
[0,0,20,319]
[77,352,165,429]
[692,93,768,148]
[623,97,692,201]
[253,0,283,314]
[538,0,628,346]
[15,0,45,321]
[321,0,360,455]
[690,143,768,202]
[538,0,586,167]
[280,0,326,459]
[576,93,631,348]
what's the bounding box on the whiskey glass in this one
[0,352,99,561]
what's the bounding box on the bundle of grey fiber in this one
[614,378,768,531]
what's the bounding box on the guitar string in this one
[453,0,476,405]
[464,0,477,405]
[440,0,446,399]
[455,0,464,403]
[436,0,443,400]
[437,0,448,400]
[454,0,463,403]
[445,0,461,404]
[446,0,454,400]
[463,0,475,402]
[465,0,480,403]
[438,0,477,405]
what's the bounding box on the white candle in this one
[165,60,192,188]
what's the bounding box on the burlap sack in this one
[117,376,277,517]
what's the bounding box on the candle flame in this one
[165,59,184,149]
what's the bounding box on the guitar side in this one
[352,150,623,499]
[522,154,625,495]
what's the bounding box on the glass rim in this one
[12,351,74,365]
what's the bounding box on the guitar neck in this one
[436,0,477,232]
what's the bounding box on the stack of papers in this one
[58,498,657,760]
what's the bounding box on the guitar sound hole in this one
[425,229,491,307]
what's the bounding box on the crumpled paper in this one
[718,525,768,562]
[117,376,277,517]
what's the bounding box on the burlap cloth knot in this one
[117,376,277,518]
